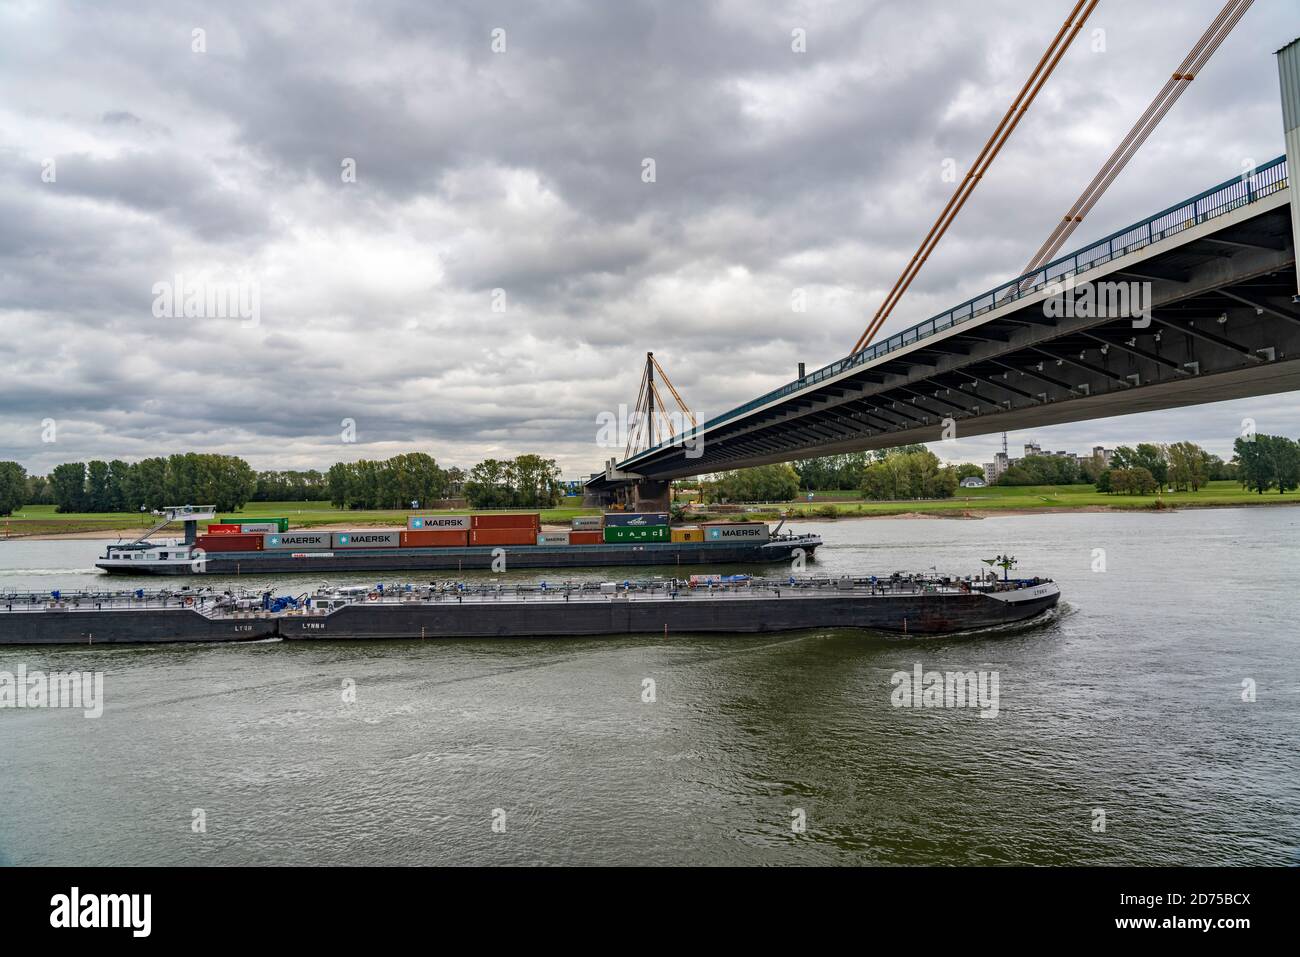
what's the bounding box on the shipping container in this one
[705,523,770,542]
[235,522,279,534]
[195,533,263,552]
[400,529,469,548]
[470,528,537,546]
[603,525,669,543]
[603,512,669,528]
[408,515,471,531]
[670,526,704,543]
[537,531,570,545]
[571,515,603,530]
[332,531,401,549]
[471,513,541,530]
[221,517,289,532]
[569,530,604,545]
[264,531,332,549]
[204,524,241,534]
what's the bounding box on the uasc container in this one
[603,525,669,543]
[401,529,469,548]
[408,515,471,531]
[603,512,669,528]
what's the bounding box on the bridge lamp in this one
[1100,344,1109,355]
[1217,312,1229,324]
[1154,331,1162,343]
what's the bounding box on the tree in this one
[1094,469,1112,494]
[859,449,958,501]
[1112,444,1167,487]
[956,463,985,480]
[50,462,87,513]
[705,463,800,503]
[1165,441,1211,492]
[1110,467,1157,495]
[0,461,26,515]
[86,460,111,511]
[464,458,514,509]
[1234,434,1300,494]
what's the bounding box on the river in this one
[0,507,1296,865]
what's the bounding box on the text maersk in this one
[408,515,471,530]
[706,524,770,541]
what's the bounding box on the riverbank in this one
[7,494,1300,540]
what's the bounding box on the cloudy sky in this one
[2,0,1297,479]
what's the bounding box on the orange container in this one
[470,513,541,530]
[195,533,263,552]
[400,529,469,548]
[205,524,241,534]
[569,531,604,545]
[470,528,537,546]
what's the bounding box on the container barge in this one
[94,507,821,576]
[0,573,1060,645]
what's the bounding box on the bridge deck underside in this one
[620,203,1299,480]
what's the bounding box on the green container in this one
[221,517,289,532]
[602,525,669,543]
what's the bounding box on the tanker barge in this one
[94,506,820,577]
[0,573,1060,645]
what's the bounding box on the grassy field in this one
[4,481,1298,537]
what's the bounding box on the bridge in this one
[587,157,1297,505]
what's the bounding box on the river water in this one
[0,508,1296,866]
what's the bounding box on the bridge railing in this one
[623,155,1289,467]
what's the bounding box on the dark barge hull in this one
[95,538,820,576]
[284,587,1060,640]
[0,609,278,646]
[0,583,1059,645]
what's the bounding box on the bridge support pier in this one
[630,479,671,513]
[1278,38,1300,300]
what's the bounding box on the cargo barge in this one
[93,506,821,576]
[0,574,1060,645]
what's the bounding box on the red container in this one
[469,528,537,546]
[569,531,604,545]
[205,524,241,534]
[470,513,540,530]
[401,530,469,548]
[195,533,263,552]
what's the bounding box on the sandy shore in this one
[6,502,1277,542]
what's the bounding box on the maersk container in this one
[236,522,278,534]
[538,531,570,545]
[222,517,288,532]
[571,515,603,530]
[264,531,332,549]
[408,515,471,531]
[332,531,401,548]
[603,512,669,528]
[705,523,770,542]
[603,525,669,543]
